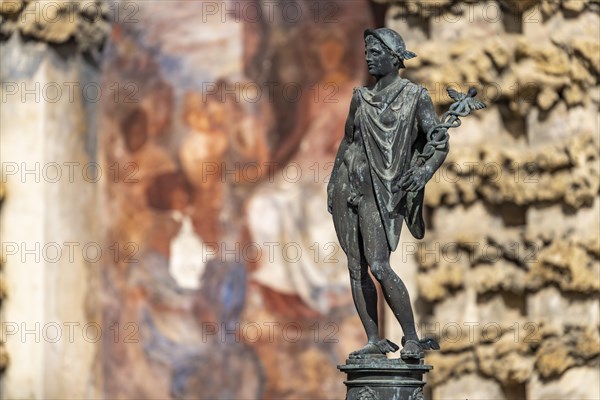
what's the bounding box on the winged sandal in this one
[400,336,440,360]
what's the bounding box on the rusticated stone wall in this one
[0,182,6,378]
[0,0,109,59]
[383,1,599,399]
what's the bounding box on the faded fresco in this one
[98,1,372,398]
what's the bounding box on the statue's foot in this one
[400,336,440,360]
[400,339,424,360]
[349,342,381,359]
[349,339,400,359]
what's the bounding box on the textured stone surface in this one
[528,367,600,400]
[476,335,534,384]
[1,0,109,60]
[0,182,6,375]
[433,373,504,400]
[417,262,465,302]
[384,1,600,399]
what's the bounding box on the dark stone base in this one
[338,358,432,400]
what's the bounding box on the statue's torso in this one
[333,78,424,250]
[341,80,419,204]
[343,118,374,200]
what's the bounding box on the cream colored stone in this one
[540,0,560,18]
[0,0,22,14]
[484,36,513,69]
[477,337,535,384]
[426,351,477,386]
[517,40,571,76]
[526,240,599,293]
[470,261,526,295]
[433,373,504,400]
[417,262,464,302]
[537,87,559,110]
[382,2,600,397]
[526,197,600,242]
[570,57,595,85]
[535,338,576,379]
[432,202,505,238]
[574,328,600,360]
[529,368,600,400]
[590,85,600,104]
[19,1,79,43]
[430,2,505,42]
[572,38,600,75]
[527,286,600,330]
[476,295,526,333]
[427,130,598,208]
[563,84,585,106]
[527,102,570,143]
[562,0,588,13]
[385,6,429,48]
[420,42,449,66]
[577,233,600,258]
[432,288,479,327]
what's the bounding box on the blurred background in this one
[0,0,598,399]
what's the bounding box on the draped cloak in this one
[341,78,427,252]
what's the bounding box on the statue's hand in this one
[397,165,432,192]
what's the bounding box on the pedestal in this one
[338,358,432,400]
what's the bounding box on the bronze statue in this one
[328,28,485,361]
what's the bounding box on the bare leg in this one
[348,255,380,357]
[358,198,420,353]
[372,262,419,343]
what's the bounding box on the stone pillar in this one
[0,33,103,399]
[0,1,109,398]
[339,359,431,400]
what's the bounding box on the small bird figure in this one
[447,87,487,114]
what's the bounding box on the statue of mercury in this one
[328,28,485,360]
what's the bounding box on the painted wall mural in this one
[99,1,373,398]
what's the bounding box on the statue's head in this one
[363,28,416,77]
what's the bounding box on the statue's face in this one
[364,36,397,77]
